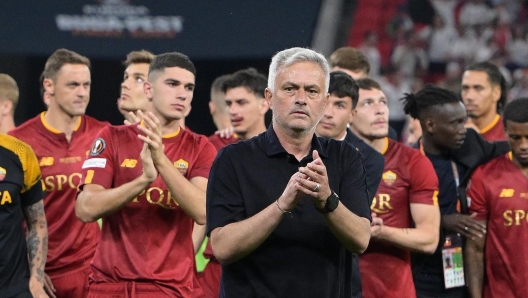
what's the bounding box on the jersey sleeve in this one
[467,166,489,221]
[206,146,243,236]
[409,152,439,206]
[188,138,217,180]
[79,126,116,190]
[20,142,44,207]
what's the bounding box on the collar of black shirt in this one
[263,125,329,161]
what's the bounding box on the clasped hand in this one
[278,150,332,211]
[136,110,166,182]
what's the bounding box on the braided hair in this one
[401,84,462,120]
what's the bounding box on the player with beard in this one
[349,78,440,298]
[461,62,508,141]
[401,85,509,298]
[10,49,108,298]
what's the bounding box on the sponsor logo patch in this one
[90,138,106,156]
[82,158,107,169]
[121,159,138,168]
[499,189,515,198]
[39,157,54,166]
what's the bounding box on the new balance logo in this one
[121,159,138,168]
[39,157,54,166]
[499,189,515,198]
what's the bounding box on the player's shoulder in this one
[83,115,110,131]
[477,153,510,174]
[320,136,362,161]
[9,114,41,137]
[182,128,210,144]
[392,140,423,159]
[0,133,35,160]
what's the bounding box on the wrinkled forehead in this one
[276,61,326,86]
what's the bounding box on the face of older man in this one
[266,61,329,134]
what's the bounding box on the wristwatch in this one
[316,192,339,213]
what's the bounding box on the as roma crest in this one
[174,159,188,175]
[382,170,397,186]
[0,167,5,181]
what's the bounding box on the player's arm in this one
[465,219,487,298]
[138,111,207,224]
[463,167,489,298]
[76,143,158,222]
[193,223,206,254]
[297,150,371,253]
[372,203,440,253]
[23,200,49,298]
[151,158,207,224]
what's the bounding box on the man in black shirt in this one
[207,47,372,298]
[402,85,509,298]
[0,134,48,298]
[316,71,384,298]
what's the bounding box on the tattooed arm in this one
[23,200,49,298]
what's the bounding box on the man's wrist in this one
[315,191,339,213]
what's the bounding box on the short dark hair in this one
[503,97,528,126]
[328,47,370,75]
[149,52,196,77]
[222,68,267,98]
[124,50,155,68]
[402,84,461,119]
[466,61,507,113]
[43,48,91,81]
[356,77,382,91]
[329,71,359,108]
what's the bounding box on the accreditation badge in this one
[442,233,465,289]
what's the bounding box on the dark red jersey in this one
[9,113,107,275]
[468,153,528,298]
[207,134,238,151]
[80,124,216,296]
[480,115,507,141]
[360,138,439,298]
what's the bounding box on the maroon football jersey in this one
[9,113,107,275]
[468,153,528,298]
[360,138,439,298]
[80,124,216,296]
[480,115,507,141]
[207,134,238,151]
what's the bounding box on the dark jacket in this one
[413,128,509,213]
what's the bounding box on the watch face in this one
[327,193,339,211]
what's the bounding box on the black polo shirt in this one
[207,125,371,298]
[344,128,384,203]
[343,128,384,298]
